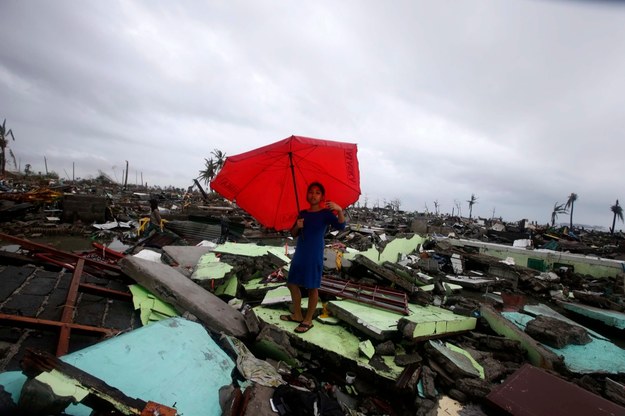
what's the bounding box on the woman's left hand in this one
[325,201,342,213]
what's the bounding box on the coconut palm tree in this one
[198,158,217,187]
[564,192,578,229]
[551,202,567,226]
[211,149,226,171]
[0,119,16,175]
[197,149,227,189]
[610,199,623,235]
[467,193,478,219]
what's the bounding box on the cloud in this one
[2,0,625,229]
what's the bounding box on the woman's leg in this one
[286,283,304,321]
[302,288,318,324]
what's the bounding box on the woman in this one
[281,182,345,333]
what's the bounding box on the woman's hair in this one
[149,199,158,209]
[307,181,325,196]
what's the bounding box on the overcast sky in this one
[2,1,624,229]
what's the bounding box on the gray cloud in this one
[2,0,625,228]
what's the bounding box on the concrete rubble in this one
[0,177,624,415]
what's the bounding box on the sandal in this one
[280,314,302,323]
[294,322,314,333]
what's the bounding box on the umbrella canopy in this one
[211,135,361,231]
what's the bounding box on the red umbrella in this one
[211,135,361,231]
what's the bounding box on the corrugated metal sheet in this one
[165,220,222,243]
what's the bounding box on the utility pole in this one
[123,160,129,190]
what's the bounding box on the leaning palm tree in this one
[198,158,217,187]
[551,202,568,226]
[564,192,578,229]
[467,193,478,219]
[610,199,623,235]
[0,119,16,175]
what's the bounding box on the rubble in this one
[0,177,624,415]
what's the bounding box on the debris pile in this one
[0,179,624,415]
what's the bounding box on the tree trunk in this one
[612,213,617,235]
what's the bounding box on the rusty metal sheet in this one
[486,363,625,415]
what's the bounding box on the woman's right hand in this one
[296,218,304,229]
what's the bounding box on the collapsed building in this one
[0,183,624,415]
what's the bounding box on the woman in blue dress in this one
[281,182,346,333]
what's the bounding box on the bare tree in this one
[390,198,401,211]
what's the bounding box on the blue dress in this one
[288,209,346,289]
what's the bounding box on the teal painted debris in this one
[502,310,625,374]
[2,317,235,416]
[558,300,625,330]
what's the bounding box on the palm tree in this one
[198,158,217,187]
[467,194,478,219]
[550,202,567,226]
[211,149,226,171]
[197,148,227,189]
[610,199,623,235]
[564,193,578,229]
[0,119,16,175]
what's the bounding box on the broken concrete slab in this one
[444,274,498,289]
[343,234,425,264]
[119,255,249,338]
[190,252,233,281]
[501,310,625,374]
[260,286,291,306]
[242,277,286,302]
[524,315,591,348]
[325,299,403,341]
[480,304,564,371]
[398,304,477,342]
[253,306,405,382]
[523,303,609,340]
[425,340,484,379]
[558,300,625,330]
[161,245,213,275]
[327,299,476,342]
[212,242,290,263]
